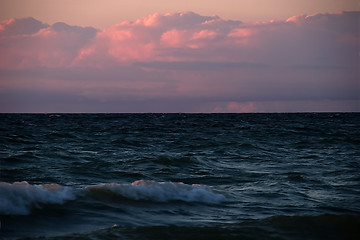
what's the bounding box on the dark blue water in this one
[1,113,360,240]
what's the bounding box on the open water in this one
[1,113,359,240]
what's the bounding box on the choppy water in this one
[1,113,360,240]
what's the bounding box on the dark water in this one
[1,113,359,240]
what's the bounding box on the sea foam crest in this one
[1,180,225,215]
[0,181,75,215]
[86,180,226,204]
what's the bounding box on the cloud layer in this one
[0,12,359,112]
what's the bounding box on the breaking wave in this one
[86,180,226,203]
[0,180,226,215]
[0,181,75,215]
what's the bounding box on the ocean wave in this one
[86,180,226,204]
[0,181,75,215]
[0,180,226,215]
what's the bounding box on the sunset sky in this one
[0,0,359,112]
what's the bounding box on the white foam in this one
[0,181,76,215]
[86,180,226,204]
[0,180,226,215]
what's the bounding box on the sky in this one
[0,0,359,112]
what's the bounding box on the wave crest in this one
[87,180,226,204]
[0,181,75,215]
[1,180,225,215]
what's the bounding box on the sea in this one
[1,113,359,240]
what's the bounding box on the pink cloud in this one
[0,17,47,36]
[160,29,188,47]
[192,30,217,40]
[0,11,359,112]
[213,101,256,113]
[228,28,253,38]
[1,11,358,68]
[71,12,233,65]
[0,19,97,69]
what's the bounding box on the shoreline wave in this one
[0,181,75,215]
[0,180,226,215]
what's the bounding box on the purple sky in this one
[0,10,359,112]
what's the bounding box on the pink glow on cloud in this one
[214,102,257,113]
[192,30,217,40]
[160,29,187,47]
[228,28,253,38]
[0,11,359,112]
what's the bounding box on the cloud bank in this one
[0,12,359,112]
